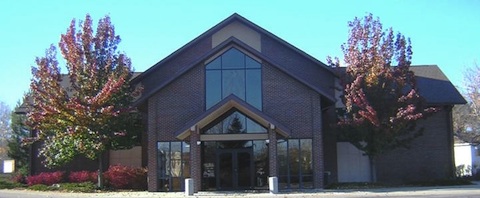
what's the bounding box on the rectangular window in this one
[206,70,222,109]
[205,47,262,110]
[157,141,190,192]
[277,139,313,190]
[246,69,262,110]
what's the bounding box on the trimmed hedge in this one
[25,165,147,190]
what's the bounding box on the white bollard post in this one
[185,178,194,196]
[269,176,278,194]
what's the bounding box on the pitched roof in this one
[131,13,336,105]
[133,13,334,82]
[410,65,466,105]
[175,94,290,140]
[335,65,466,105]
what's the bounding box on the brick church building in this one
[24,13,465,192]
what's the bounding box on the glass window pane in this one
[158,142,170,177]
[246,56,261,68]
[246,118,266,133]
[206,57,221,69]
[204,111,266,134]
[279,176,289,189]
[246,69,262,110]
[237,152,252,187]
[158,178,170,191]
[223,112,246,134]
[182,142,191,178]
[219,152,233,188]
[302,175,314,188]
[290,176,300,189]
[277,140,288,176]
[206,70,221,109]
[222,69,245,99]
[288,140,300,176]
[222,48,245,69]
[170,142,182,177]
[300,139,313,175]
[253,140,268,188]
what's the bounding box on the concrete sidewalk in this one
[1,183,480,198]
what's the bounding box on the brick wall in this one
[146,64,204,191]
[144,33,331,191]
[141,36,212,101]
[376,107,455,183]
[262,62,325,188]
[263,63,319,139]
[261,35,334,97]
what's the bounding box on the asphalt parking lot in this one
[1,182,479,198]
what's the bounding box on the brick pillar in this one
[189,126,201,192]
[312,93,324,189]
[268,124,277,177]
[147,99,158,191]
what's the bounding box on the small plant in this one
[104,165,147,190]
[26,171,65,186]
[58,182,96,193]
[0,179,24,189]
[28,184,54,191]
[11,173,26,184]
[68,171,97,183]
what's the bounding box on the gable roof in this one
[132,13,334,82]
[175,94,290,140]
[409,65,466,105]
[335,65,466,105]
[131,13,336,105]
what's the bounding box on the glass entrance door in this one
[216,148,254,190]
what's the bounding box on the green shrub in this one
[0,179,22,189]
[58,182,96,193]
[28,184,54,191]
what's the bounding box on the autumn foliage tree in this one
[454,63,480,144]
[28,14,142,188]
[328,13,436,181]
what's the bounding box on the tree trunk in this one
[369,155,377,182]
[97,153,104,189]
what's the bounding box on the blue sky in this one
[1,0,479,109]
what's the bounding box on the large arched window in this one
[205,47,262,110]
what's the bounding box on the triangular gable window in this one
[203,109,267,134]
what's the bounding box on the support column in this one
[147,101,157,191]
[189,126,201,193]
[268,124,277,177]
[312,94,324,189]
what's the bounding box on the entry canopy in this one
[175,94,291,140]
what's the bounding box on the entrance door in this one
[216,148,254,190]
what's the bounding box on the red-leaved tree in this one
[327,13,437,181]
[28,14,142,188]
